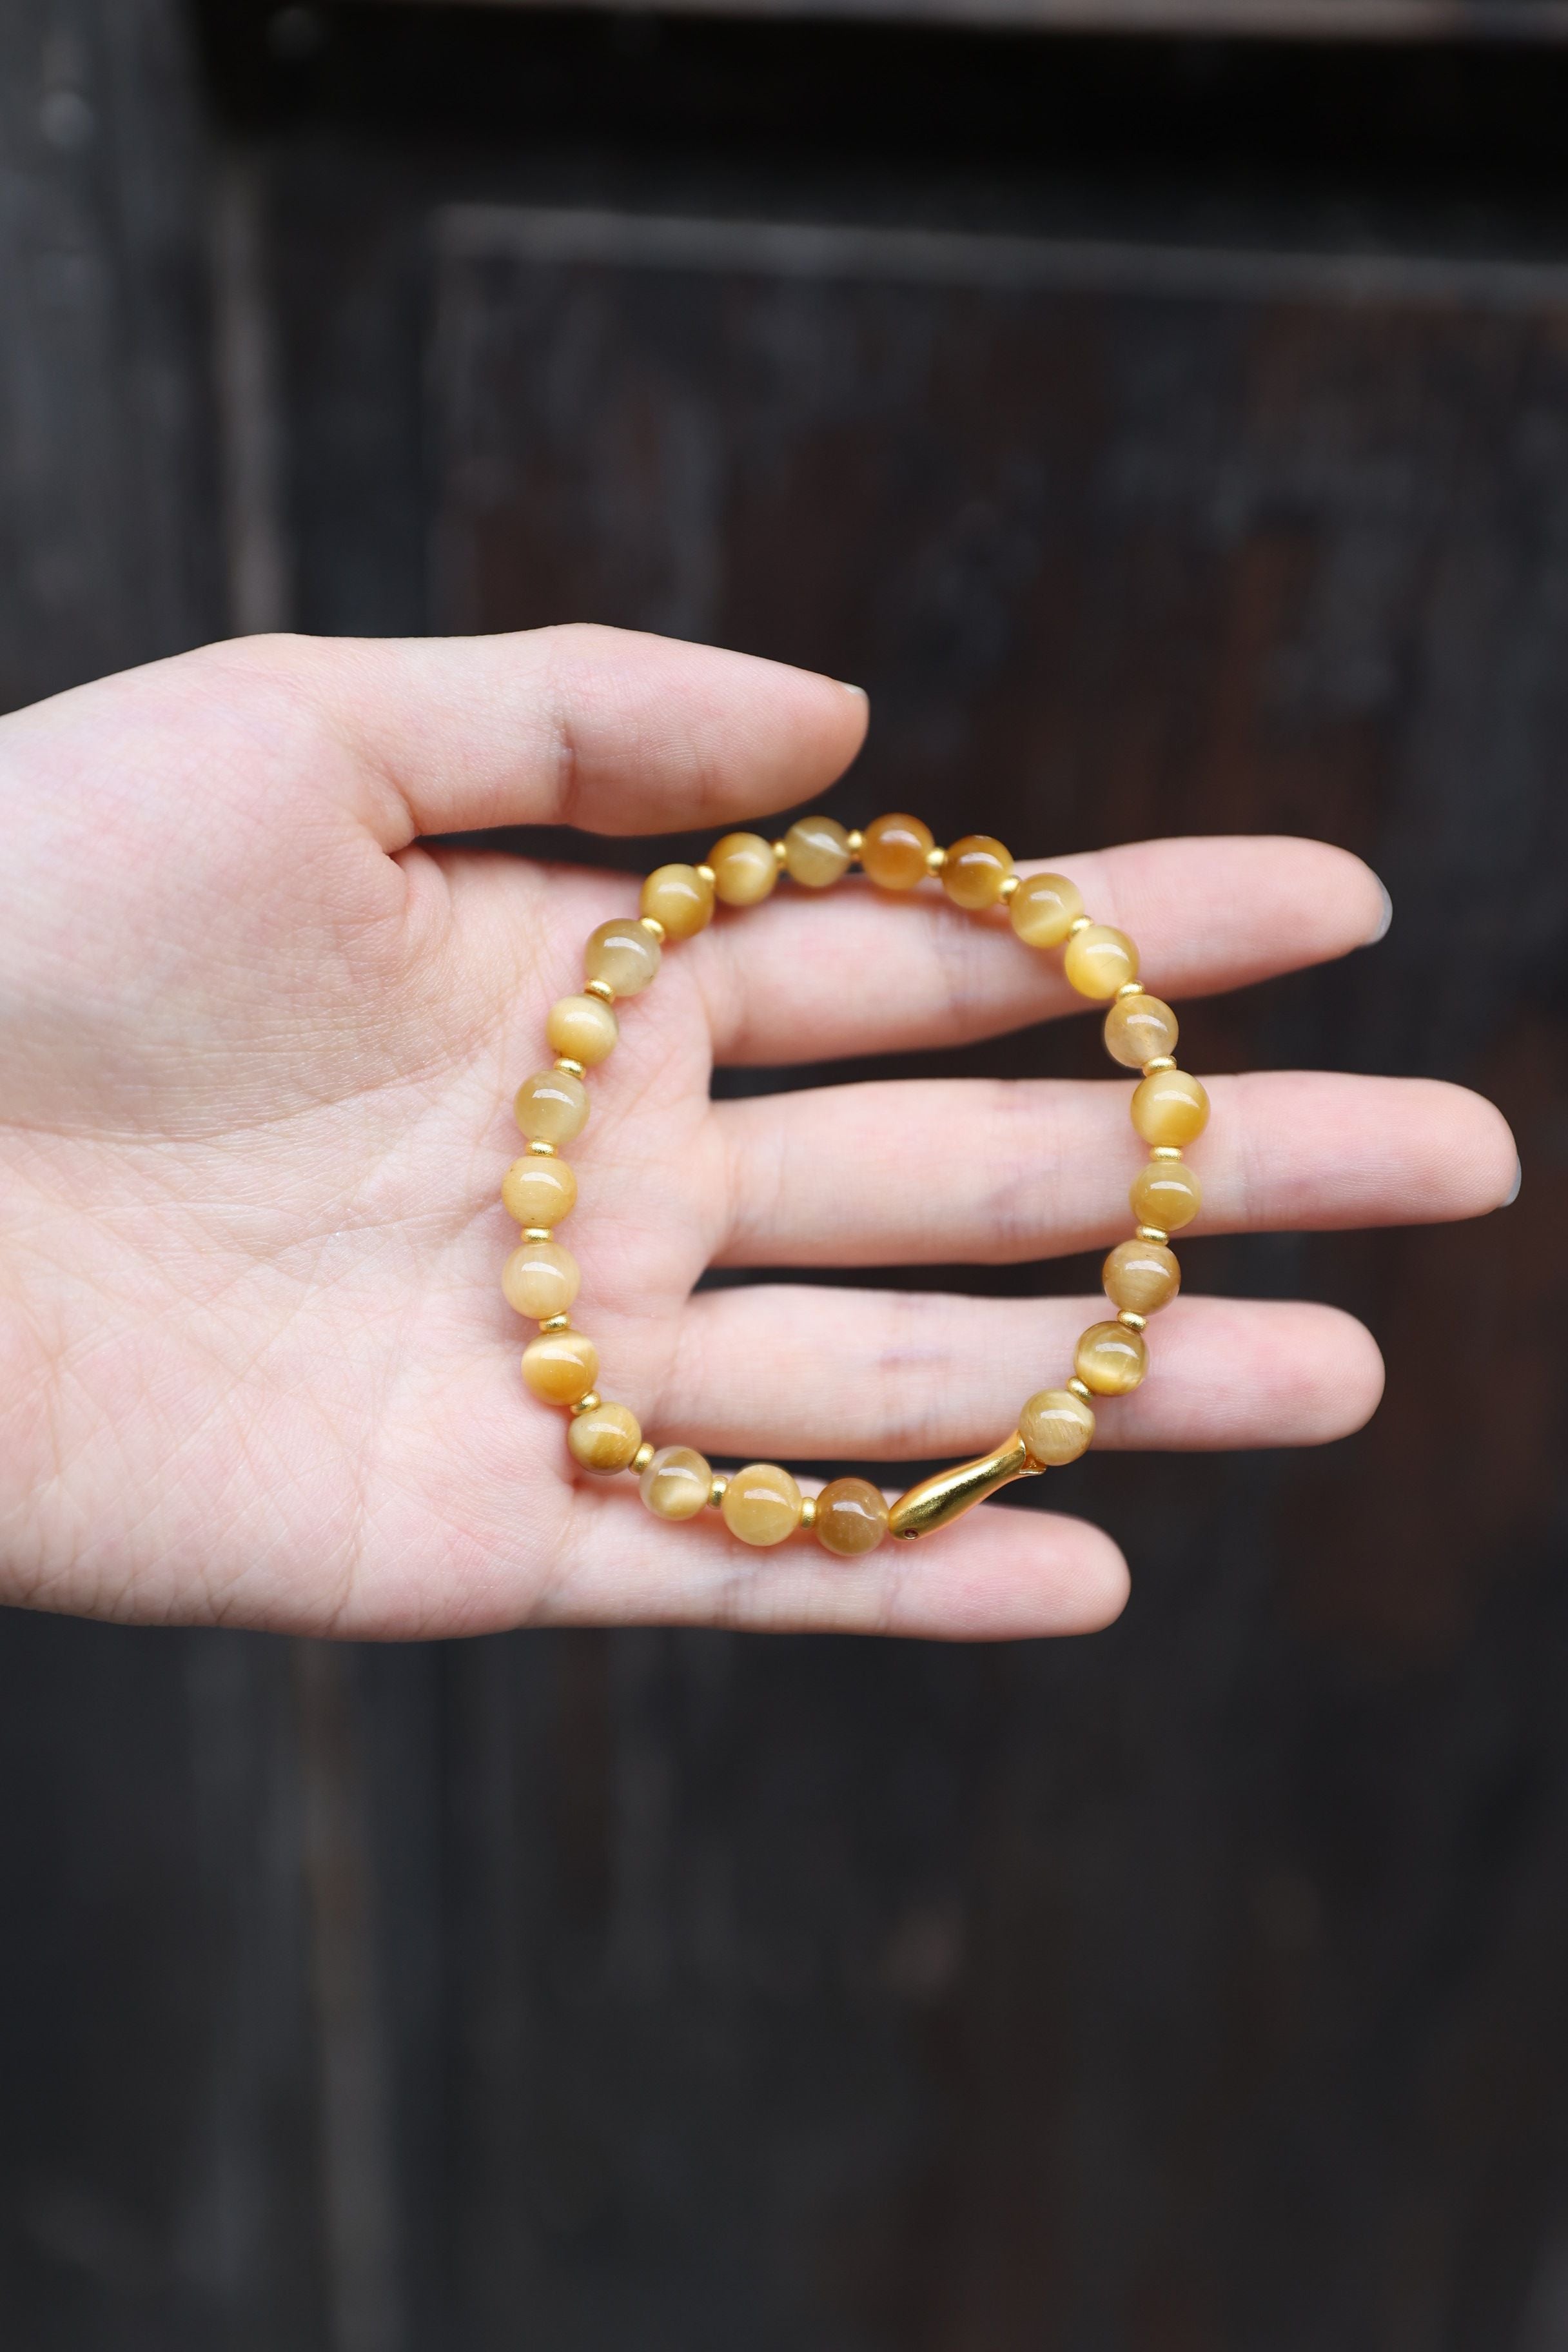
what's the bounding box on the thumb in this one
[270,622,870,842]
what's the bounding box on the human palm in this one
[0,627,1514,1640]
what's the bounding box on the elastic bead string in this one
[501,816,1210,1553]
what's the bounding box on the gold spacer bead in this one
[696,863,716,887]
[1067,1378,1093,1404]
[554,1057,585,1079]
[583,978,616,1004]
[631,1441,655,1473]
[1115,979,1145,999]
[639,915,666,944]
[571,1393,601,1416]
[708,1474,729,1508]
[1068,916,1093,936]
[1151,1145,1184,1161]
[538,1313,571,1333]
[800,1494,818,1530]
[998,873,1020,901]
[1136,1225,1170,1245]
[772,839,788,866]
[925,845,948,874]
[522,1227,553,1244]
[1142,1056,1178,1074]
[1117,1310,1148,1331]
[527,1139,557,1157]
[846,830,864,859]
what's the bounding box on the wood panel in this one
[390,202,1568,2346]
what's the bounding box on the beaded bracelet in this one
[502,814,1208,1553]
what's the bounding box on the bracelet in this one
[501,815,1207,1554]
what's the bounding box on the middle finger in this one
[715,1070,1515,1266]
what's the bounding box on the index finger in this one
[694,834,1387,1064]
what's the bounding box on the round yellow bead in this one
[941,834,1014,910]
[1130,1159,1202,1231]
[860,812,934,890]
[513,1068,589,1147]
[502,1239,581,1321]
[520,1329,599,1406]
[1073,1320,1148,1396]
[783,815,852,888]
[814,1476,890,1557]
[567,1400,643,1474]
[1063,924,1139,999]
[583,917,660,997]
[501,1155,577,1229]
[1019,1387,1096,1467]
[720,1462,803,1547]
[709,832,779,907]
[1104,992,1179,1070]
[639,1444,713,1520]
[640,863,715,940]
[1102,1236,1181,1317]
[1131,1067,1210,1149]
[1009,871,1084,948]
[545,994,618,1068]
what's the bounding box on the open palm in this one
[0,627,1515,1640]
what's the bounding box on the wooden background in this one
[2,3,1567,2346]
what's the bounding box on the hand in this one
[0,629,1516,1640]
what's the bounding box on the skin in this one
[0,626,1517,1642]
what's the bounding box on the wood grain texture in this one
[0,0,222,712]
[0,6,331,2346]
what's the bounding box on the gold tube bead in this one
[554,1058,585,1079]
[639,915,666,944]
[1151,1145,1184,1161]
[631,1441,655,1473]
[846,830,864,859]
[583,978,615,1004]
[522,1226,553,1243]
[998,873,1020,901]
[925,845,948,874]
[1118,1310,1148,1331]
[539,1313,572,1333]
[772,839,788,865]
[1068,915,1093,936]
[1143,1055,1177,1074]
[527,1140,556,1157]
[708,1474,730,1507]
[800,1494,818,1530]
[1115,979,1144,998]
[888,1435,1034,1541]
[696,863,716,886]
[1137,1225,1170,1245]
[1068,1377,1093,1403]
[571,1392,601,1415]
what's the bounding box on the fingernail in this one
[1504,1157,1522,1206]
[1370,881,1393,943]
[836,680,867,698]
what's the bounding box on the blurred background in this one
[3,1,1567,2345]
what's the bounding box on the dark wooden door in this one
[3,4,1567,2346]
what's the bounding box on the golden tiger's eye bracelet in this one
[500,814,1208,1553]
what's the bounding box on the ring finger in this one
[663,1290,1384,1460]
